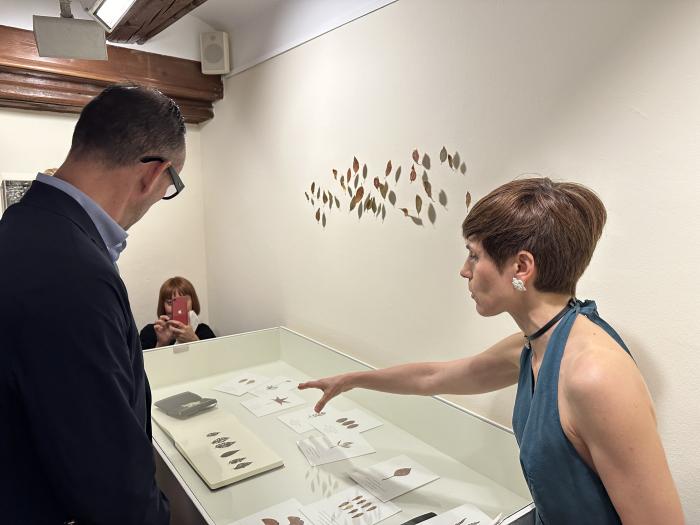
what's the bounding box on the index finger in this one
[298,380,323,391]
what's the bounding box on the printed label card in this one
[278,406,342,434]
[310,408,383,435]
[213,373,270,396]
[241,391,306,417]
[348,455,439,502]
[228,498,306,525]
[421,503,496,525]
[297,430,375,466]
[300,486,400,525]
[249,376,300,397]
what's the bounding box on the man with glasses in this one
[0,84,184,524]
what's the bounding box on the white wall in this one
[200,0,699,520]
[1,0,214,60]
[0,109,211,332]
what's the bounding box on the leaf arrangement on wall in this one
[305,146,473,228]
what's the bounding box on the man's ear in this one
[139,159,169,195]
[514,250,536,283]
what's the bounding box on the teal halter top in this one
[512,299,630,524]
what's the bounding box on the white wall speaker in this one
[200,31,231,75]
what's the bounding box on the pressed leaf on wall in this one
[454,152,461,169]
[316,188,320,199]
[410,165,417,182]
[362,164,368,179]
[315,209,320,222]
[416,195,423,214]
[323,192,328,204]
[388,190,397,205]
[374,177,381,189]
[353,157,359,173]
[448,154,453,168]
[335,196,340,208]
[348,187,354,198]
[395,166,402,183]
[400,207,409,217]
[410,216,423,226]
[460,162,466,174]
[423,179,433,200]
[428,203,436,225]
[385,160,392,176]
[305,192,309,201]
[466,191,472,209]
[354,175,360,189]
[358,203,363,219]
[381,204,387,220]
[422,153,431,169]
[347,168,352,181]
[440,146,448,163]
[412,149,420,162]
[439,190,448,207]
[332,169,337,179]
[340,177,346,190]
[322,213,326,227]
[380,183,388,199]
[311,182,316,194]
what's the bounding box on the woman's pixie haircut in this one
[462,178,606,296]
[157,276,201,317]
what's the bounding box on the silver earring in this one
[512,277,527,292]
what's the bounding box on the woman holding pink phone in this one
[139,276,216,349]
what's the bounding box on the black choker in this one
[525,298,576,349]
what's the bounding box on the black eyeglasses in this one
[140,156,185,200]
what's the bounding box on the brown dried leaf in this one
[422,171,429,183]
[410,165,417,182]
[347,168,351,180]
[466,191,472,209]
[412,149,420,162]
[311,182,316,194]
[423,179,433,200]
[454,152,461,169]
[380,183,388,199]
[315,209,320,222]
[335,196,340,208]
[388,190,396,205]
[288,517,304,525]
[348,187,353,198]
[263,519,279,525]
[316,188,320,199]
[410,216,423,226]
[340,177,346,190]
[460,162,466,175]
[353,157,359,173]
[322,213,326,228]
[395,166,402,183]
[358,203,363,219]
[304,192,309,201]
[332,169,338,179]
[400,207,409,217]
[362,164,367,179]
[440,146,447,162]
[422,154,431,169]
[381,205,386,220]
[439,190,448,207]
[448,154,453,168]
[428,203,436,225]
[354,175,359,188]
[385,160,392,177]
[374,177,381,189]
[323,192,328,204]
[416,195,423,214]
[395,467,412,477]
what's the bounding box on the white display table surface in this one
[143,328,533,525]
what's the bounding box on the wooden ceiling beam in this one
[0,25,223,124]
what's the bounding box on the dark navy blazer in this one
[0,181,169,524]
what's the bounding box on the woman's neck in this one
[510,293,573,361]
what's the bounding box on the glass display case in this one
[144,328,534,525]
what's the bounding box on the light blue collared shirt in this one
[36,173,128,263]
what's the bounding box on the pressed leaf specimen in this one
[288,517,304,525]
[382,467,412,481]
[206,432,219,437]
[234,461,252,469]
[262,519,279,525]
[215,442,235,448]
[272,396,290,406]
[211,437,229,444]
[220,450,239,458]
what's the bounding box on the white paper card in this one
[213,373,270,396]
[278,406,341,434]
[310,408,383,435]
[348,455,439,502]
[249,376,299,397]
[300,486,400,525]
[297,431,375,466]
[241,391,306,417]
[422,503,495,525]
[228,498,305,525]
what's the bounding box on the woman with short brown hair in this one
[140,276,215,349]
[300,178,683,524]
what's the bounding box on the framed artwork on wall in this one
[0,173,35,215]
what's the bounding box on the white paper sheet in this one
[228,498,306,525]
[213,373,270,396]
[249,376,300,397]
[297,431,375,466]
[241,391,307,417]
[300,486,400,525]
[348,455,439,502]
[421,503,495,525]
[278,406,341,434]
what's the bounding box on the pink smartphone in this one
[171,296,188,325]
